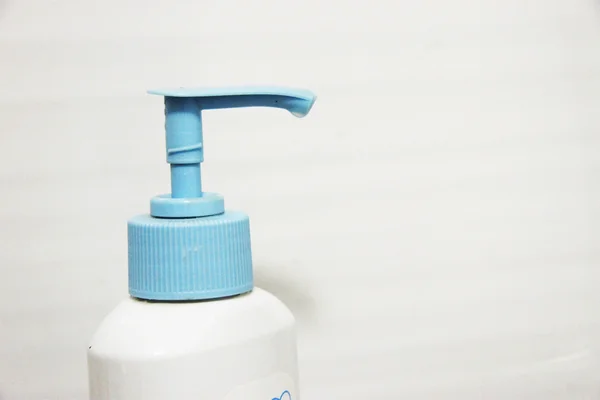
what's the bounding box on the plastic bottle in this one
[87,87,316,400]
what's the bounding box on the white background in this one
[1,0,600,398]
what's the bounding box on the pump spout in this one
[195,93,315,117]
[148,86,316,117]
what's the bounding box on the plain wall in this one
[1,0,600,398]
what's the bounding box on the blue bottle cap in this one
[128,86,316,300]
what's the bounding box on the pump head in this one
[147,87,316,219]
[127,87,316,301]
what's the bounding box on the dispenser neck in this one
[165,97,204,199]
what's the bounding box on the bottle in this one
[87,86,316,400]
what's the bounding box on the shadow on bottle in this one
[254,265,318,324]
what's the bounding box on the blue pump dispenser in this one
[127,87,316,301]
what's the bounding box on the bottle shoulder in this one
[89,287,294,359]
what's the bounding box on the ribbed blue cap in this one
[128,86,316,301]
[128,212,252,301]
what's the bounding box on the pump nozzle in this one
[147,86,316,218]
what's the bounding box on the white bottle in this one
[88,86,316,400]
